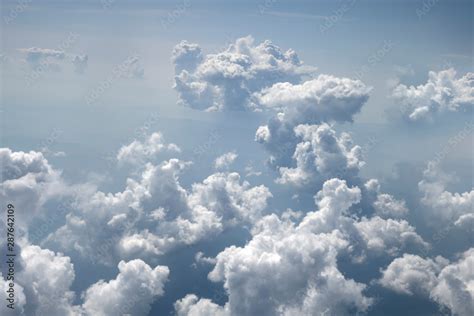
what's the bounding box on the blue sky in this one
[1,1,473,315]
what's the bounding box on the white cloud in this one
[379,254,448,296]
[276,124,364,186]
[72,54,88,74]
[393,68,474,122]
[418,161,474,226]
[82,259,169,316]
[175,177,432,316]
[255,75,371,122]
[172,40,203,73]
[365,179,408,219]
[19,47,88,74]
[46,157,271,264]
[205,220,371,316]
[187,172,272,224]
[214,151,238,170]
[431,248,474,316]
[175,294,227,316]
[0,148,66,229]
[255,76,370,170]
[0,273,26,315]
[117,132,181,166]
[380,249,474,316]
[173,36,316,111]
[17,245,81,316]
[354,216,429,257]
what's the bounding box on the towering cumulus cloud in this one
[255,75,370,178]
[275,123,364,186]
[172,36,316,111]
[393,68,474,122]
[171,37,371,187]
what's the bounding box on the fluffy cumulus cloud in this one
[175,178,429,315]
[255,75,371,121]
[380,249,474,316]
[255,76,370,171]
[117,132,181,166]
[354,216,429,257]
[0,273,27,315]
[82,259,169,316]
[276,124,364,186]
[18,245,81,316]
[0,243,82,316]
[393,68,474,122]
[214,151,238,170]
[19,47,88,74]
[1,241,169,316]
[418,161,474,226]
[45,136,271,264]
[364,179,409,219]
[0,148,66,229]
[175,294,227,316]
[172,36,316,111]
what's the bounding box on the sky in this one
[0,0,473,315]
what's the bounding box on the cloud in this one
[175,294,227,316]
[19,47,88,74]
[172,40,203,73]
[46,152,271,264]
[121,55,145,79]
[0,148,66,229]
[379,253,447,296]
[380,249,474,316]
[255,76,370,170]
[214,151,238,170]
[176,178,429,315]
[19,47,65,67]
[393,68,474,122]
[275,124,364,186]
[418,161,474,226]
[0,273,26,315]
[117,132,181,166]
[180,216,372,315]
[72,54,88,74]
[16,245,81,316]
[255,75,371,121]
[82,259,169,316]
[172,36,316,111]
[354,216,429,257]
[365,179,408,219]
